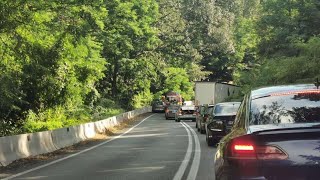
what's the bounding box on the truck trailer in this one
[194,82,240,106]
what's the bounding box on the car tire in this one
[196,122,198,128]
[200,128,205,134]
[206,131,216,146]
[176,119,180,122]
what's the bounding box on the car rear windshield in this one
[182,110,195,114]
[250,91,320,125]
[168,106,179,110]
[153,101,163,105]
[214,103,240,115]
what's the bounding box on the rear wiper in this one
[252,95,270,100]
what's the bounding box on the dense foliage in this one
[1,0,319,136]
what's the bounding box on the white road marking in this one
[173,122,193,180]
[3,114,156,180]
[183,122,201,180]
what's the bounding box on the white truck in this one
[194,82,241,106]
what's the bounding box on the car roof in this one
[251,84,318,99]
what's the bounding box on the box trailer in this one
[195,82,240,106]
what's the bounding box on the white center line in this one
[173,122,193,180]
[3,114,156,180]
[183,122,201,180]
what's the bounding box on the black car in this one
[205,102,240,146]
[152,100,165,113]
[214,84,320,180]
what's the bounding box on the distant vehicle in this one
[183,101,193,106]
[195,105,204,129]
[194,82,240,106]
[175,105,196,122]
[164,91,183,105]
[152,100,165,113]
[205,102,240,146]
[165,105,180,120]
[214,84,320,180]
[196,104,215,134]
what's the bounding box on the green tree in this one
[162,67,194,100]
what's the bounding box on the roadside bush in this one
[23,106,92,133]
[91,98,125,120]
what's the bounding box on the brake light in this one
[230,136,288,160]
[234,145,254,151]
[256,146,288,160]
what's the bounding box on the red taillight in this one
[234,145,254,151]
[230,136,288,160]
[256,146,288,160]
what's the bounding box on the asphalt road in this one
[4,113,217,180]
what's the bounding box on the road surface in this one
[4,113,217,180]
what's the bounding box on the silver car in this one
[165,105,180,120]
[175,106,196,122]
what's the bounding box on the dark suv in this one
[205,102,240,146]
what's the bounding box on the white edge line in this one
[183,122,201,180]
[173,122,193,180]
[3,114,156,180]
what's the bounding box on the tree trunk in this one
[112,58,119,97]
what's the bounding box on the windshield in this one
[168,106,180,110]
[250,91,320,125]
[214,103,240,115]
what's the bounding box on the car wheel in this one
[206,132,216,146]
[200,127,205,134]
[176,119,180,122]
[196,122,198,128]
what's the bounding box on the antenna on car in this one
[315,78,320,89]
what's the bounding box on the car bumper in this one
[207,130,226,141]
[177,115,196,120]
[166,113,176,118]
[216,159,320,180]
[152,108,165,112]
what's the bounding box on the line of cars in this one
[164,101,197,122]
[153,84,320,179]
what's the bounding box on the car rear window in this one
[182,110,195,114]
[168,106,180,110]
[207,106,214,114]
[214,103,240,115]
[153,101,163,105]
[250,90,320,125]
